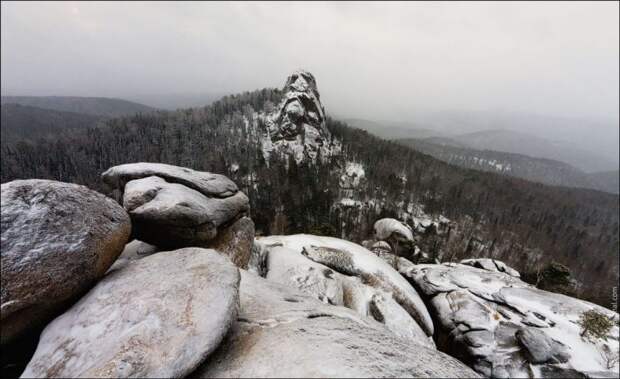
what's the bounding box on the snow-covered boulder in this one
[22,248,240,378]
[258,234,434,337]
[102,162,239,198]
[374,218,414,242]
[265,244,345,306]
[262,70,337,164]
[1,179,131,344]
[407,263,620,378]
[193,271,478,378]
[101,163,250,256]
[460,258,520,277]
[259,242,432,347]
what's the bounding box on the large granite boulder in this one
[101,163,249,252]
[193,271,478,378]
[257,234,434,337]
[22,248,240,378]
[101,162,238,198]
[258,242,432,347]
[407,263,620,378]
[1,179,131,344]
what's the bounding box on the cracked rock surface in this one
[406,263,620,378]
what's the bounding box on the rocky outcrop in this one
[101,163,250,254]
[460,258,521,277]
[261,70,338,164]
[257,234,434,337]
[102,162,239,198]
[193,271,479,378]
[1,179,131,344]
[407,263,620,378]
[258,242,432,347]
[22,248,240,378]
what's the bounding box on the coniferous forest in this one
[1,88,618,308]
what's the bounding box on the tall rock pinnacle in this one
[262,70,337,164]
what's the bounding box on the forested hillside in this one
[1,96,156,117]
[1,86,617,308]
[1,104,104,145]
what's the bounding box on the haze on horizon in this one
[1,1,619,161]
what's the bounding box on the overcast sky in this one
[1,1,619,123]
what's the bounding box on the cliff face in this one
[262,70,339,164]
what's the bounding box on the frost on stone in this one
[22,248,240,378]
[258,234,434,337]
[407,263,620,378]
[194,271,478,378]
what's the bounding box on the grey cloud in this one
[1,2,618,136]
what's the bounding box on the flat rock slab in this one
[193,271,478,378]
[1,179,131,344]
[22,248,240,378]
[101,162,239,198]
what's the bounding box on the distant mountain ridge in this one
[0,104,104,145]
[587,170,619,194]
[1,96,156,117]
[346,116,618,173]
[342,118,448,140]
[398,137,619,194]
[443,129,616,173]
